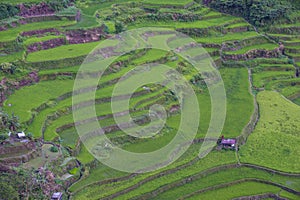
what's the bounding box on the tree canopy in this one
[209,0,293,26]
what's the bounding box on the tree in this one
[209,0,292,26]
[0,62,17,75]
[0,182,19,200]
[9,113,20,132]
[0,3,19,20]
[115,21,126,33]
[0,111,21,133]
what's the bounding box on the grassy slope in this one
[3,80,74,124]
[194,31,259,44]
[26,41,101,62]
[220,67,254,137]
[156,167,300,199]
[1,1,299,199]
[239,91,300,173]
[72,150,236,199]
[186,181,290,200]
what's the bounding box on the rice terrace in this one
[0,0,299,199]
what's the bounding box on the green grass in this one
[113,152,237,200]
[76,145,94,165]
[72,150,237,199]
[65,14,99,29]
[28,69,135,139]
[279,191,300,200]
[23,35,64,46]
[38,65,80,75]
[220,68,254,137]
[26,41,102,62]
[276,22,300,28]
[3,80,74,124]
[142,0,193,5]
[226,43,278,55]
[252,71,294,88]
[70,142,207,193]
[127,16,238,29]
[156,167,300,199]
[69,142,204,193]
[265,77,299,87]
[0,51,24,63]
[60,128,78,148]
[186,181,290,200]
[194,31,259,44]
[226,22,250,29]
[132,49,167,65]
[277,85,300,99]
[239,91,300,173]
[0,0,41,4]
[259,63,295,70]
[26,52,159,139]
[0,20,75,42]
[293,97,300,106]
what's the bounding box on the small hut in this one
[51,192,63,200]
[17,131,26,139]
[220,138,236,150]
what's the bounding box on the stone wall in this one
[0,141,36,155]
[27,38,66,53]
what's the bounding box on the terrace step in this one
[132,167,300,200]
[269,26,300,35]
[283,40,300,46]
[268,34,300,41]
[285,48,300,54]
[179,178,300,199]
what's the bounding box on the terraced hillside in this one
[0,0,299,199]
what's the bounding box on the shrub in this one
[50,145,59,152]
[0,3,19,20]
[0,182,19,200]
[26,132,33,139]
[0,134,8,141]
[47,0,70,12]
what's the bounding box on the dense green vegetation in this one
[208,0,295,27]
[0,0,299,199]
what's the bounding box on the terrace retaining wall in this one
[26,55,86,69]
[0,148,41,166]
[0,141,36,155]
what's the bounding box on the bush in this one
[0,3,19,20]
[56,6,77,16]
[50,145,59,152]
[26,132,33,139]
[115,21,126,33]
[47,0,70,12]
[0,134,8,141]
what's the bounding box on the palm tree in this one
[0,110,9,131]
[8,113,20,132]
